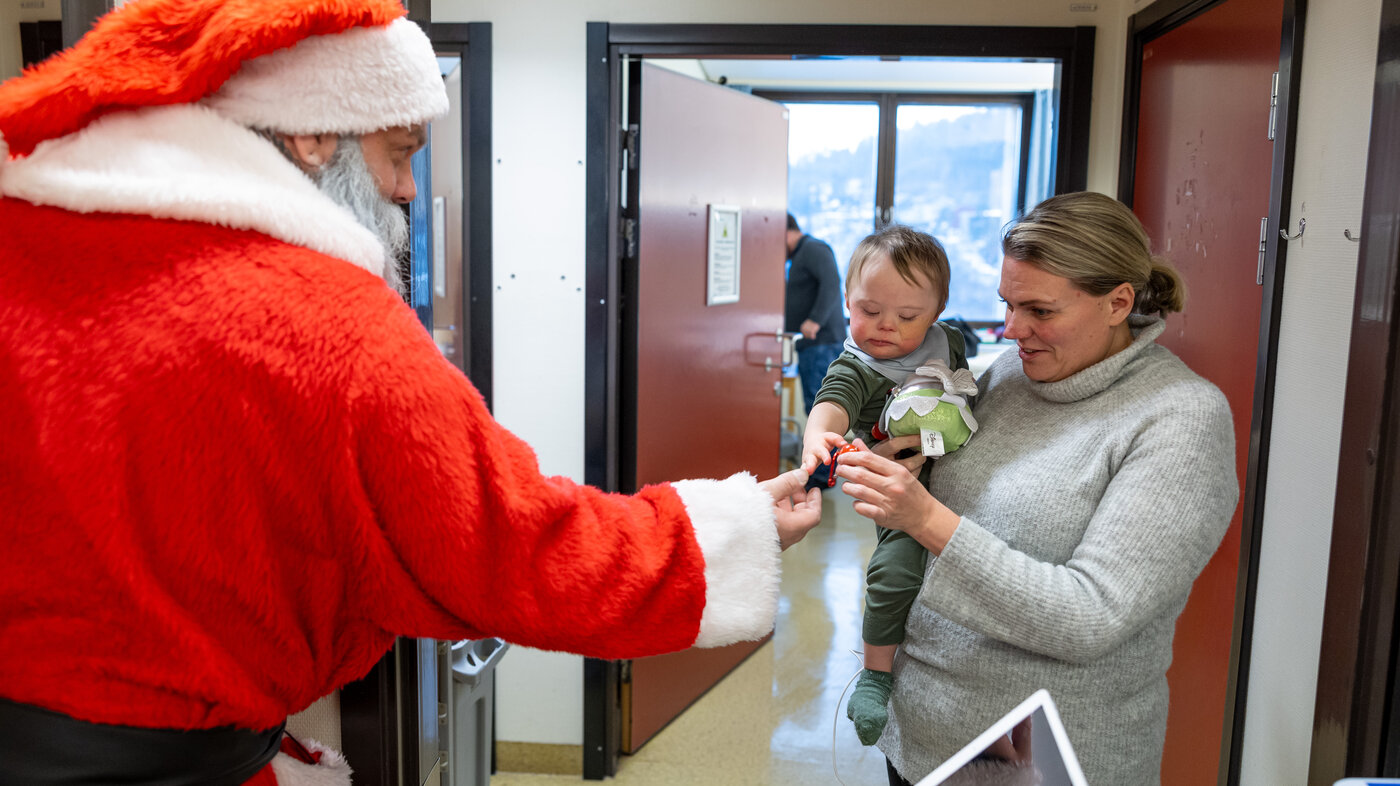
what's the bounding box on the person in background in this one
[785,212,847,414]
[833,192,1238,785]
[0,1,820,783]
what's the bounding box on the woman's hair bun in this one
[1136,257,1186,316]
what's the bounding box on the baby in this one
[800,224,974,746]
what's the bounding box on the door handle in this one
[744,332,800,370]
[776,331,801,367]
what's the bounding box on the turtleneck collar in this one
[1029,315,1166,403]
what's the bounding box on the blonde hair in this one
[1001,191,1186,315]
[846,225,951,311]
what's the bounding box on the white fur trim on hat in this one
[0,104,386,276]
[671,472,782,648]
[204,18,448,135]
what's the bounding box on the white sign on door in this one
[706,204,741,306]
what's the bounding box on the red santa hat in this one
[0,0,448,161]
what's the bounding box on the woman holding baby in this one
[837,192,1239,785]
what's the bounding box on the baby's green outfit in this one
[813,322,970,744]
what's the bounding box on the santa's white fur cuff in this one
[671,472,781,647]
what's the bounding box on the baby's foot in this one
[845,669,894,746]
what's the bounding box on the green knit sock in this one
[845,669,894,746]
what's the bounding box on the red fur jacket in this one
[0,105,782,781]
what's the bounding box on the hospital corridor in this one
[6,0,1400,784]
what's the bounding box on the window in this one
[764,73,1057,322]
[784,102,879,298]
[892,100,1030,322]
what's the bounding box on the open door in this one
[615,62,789,754]
[1123,0,1287,783]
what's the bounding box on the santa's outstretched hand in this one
[762,469,823,549]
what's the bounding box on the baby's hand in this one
[801,431,849,474]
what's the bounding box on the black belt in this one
[0,697,284,786]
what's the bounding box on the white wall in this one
[434,0,1135,748]
[1238,0,1383,782]
[0,0,62,84]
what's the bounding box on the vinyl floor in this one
[490,485,892,785]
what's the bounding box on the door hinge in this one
[1257,217,1268,285]
[623,124,639,170]
[621,217,638,260]
[1268,71,1279,141]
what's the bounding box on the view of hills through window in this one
[786,99,1050,324]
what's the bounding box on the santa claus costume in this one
[0,1,794,783]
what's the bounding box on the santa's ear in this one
[280,133,339,170]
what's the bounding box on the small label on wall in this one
[1069,2,1098,10]
[20,0,46,8]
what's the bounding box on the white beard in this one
[315,136,410,294]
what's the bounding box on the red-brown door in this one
[623,62,789,752]
[1130,0,1281,783]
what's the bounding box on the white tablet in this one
[914,689,1089,786]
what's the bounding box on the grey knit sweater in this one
[878,316,1238,785]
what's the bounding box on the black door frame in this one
[1312,0,1400,780]
[1118,2,1304,784]
[426,22,496,407]
[19,21,63,67]
[583,21,1094,780]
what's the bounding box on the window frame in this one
[766,90,1037,324]
[759,90,1037,225]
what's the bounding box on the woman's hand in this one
[834,439,961,554]
[982,717,1034,763]
[800,430,848,475]
[759,468,823,549]
[865,433,925,477]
